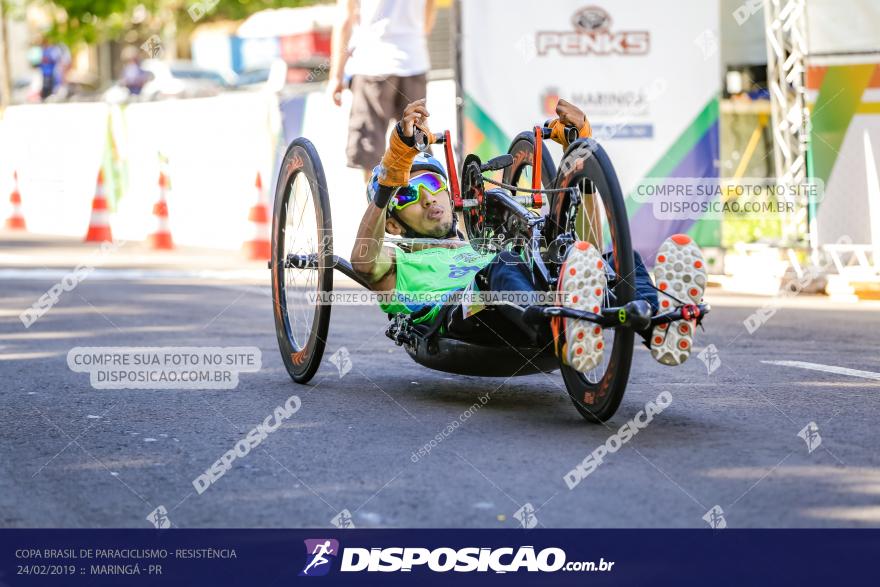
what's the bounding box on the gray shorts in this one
[346,73,428,171]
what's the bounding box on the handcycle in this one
[269,124,709,422]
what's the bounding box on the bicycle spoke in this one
[283,170,319,351]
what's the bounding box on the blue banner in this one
[1,529,875,586]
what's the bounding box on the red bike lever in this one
[443,130,462,209]
[532,125,543,192]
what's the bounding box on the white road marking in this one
[762,360,880,381]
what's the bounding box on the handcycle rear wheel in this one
[551,139,635,423]
[270,138,333,384]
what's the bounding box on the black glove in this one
[371,183,399,210]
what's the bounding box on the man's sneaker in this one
[650,234,707,366]
[553,241,606,372]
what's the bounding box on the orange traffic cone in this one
[149,170,174,250]
[84,170,113,242]
[243,172,271,260]
[5,171,26,230]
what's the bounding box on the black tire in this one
[271,138,333,384]
[551,139,635,423]
[502,131,557,195]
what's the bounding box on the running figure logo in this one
[513,503,539,529]
[145,505,171,529]
[702,505,727,529]
[697,344,721,375]
[797,421,822,453]
[299,539,339,577]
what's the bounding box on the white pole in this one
[863,130,880,271]
[0,0,11,109]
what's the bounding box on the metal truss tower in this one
[763,0,812,249]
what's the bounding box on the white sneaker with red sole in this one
[650,234,707,366]
[555,241,607,372]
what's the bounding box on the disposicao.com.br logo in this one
[300,539,340,576]
[299,541,614,575]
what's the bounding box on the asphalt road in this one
[1,268,879,529]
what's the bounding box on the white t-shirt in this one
[346,0,430,77]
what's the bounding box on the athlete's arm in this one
[350,100,431,291]
[351,206,396,291]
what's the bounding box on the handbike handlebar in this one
[541,123,579,145]
[414,127,447,152]
[414,122,577,153]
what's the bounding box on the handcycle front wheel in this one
[270,138,333,384]
[550,139,635,423]
[503,130,557,196]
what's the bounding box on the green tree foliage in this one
[37,0,324,46]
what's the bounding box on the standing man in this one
[328,0,437,181]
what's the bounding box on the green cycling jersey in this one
[378,244,496,324]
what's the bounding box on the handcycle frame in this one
[274,124,709,421]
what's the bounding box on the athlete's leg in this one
[449,243,607,372]
[477,250,544,342]
[444,250,542,345]
[628,250,659,345]
[632,251,659,313]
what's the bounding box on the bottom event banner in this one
[0,529,875,585]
